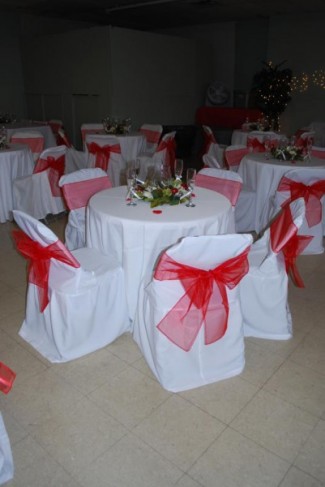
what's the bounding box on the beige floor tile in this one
[0,410,28,446]
[78,433,183,487]
[29,396,127,478]
[180,375,258,424]
[279,466,323,487]
[12,435,81,487]
[263,360,325,418]
[294,420,325,484]
[106,332,143,364]
[0,309,24,339]
[231,390,317,462]
[245,329,306,359]
[53,348,128,395]
[241,340,285,387]
[188,427,289,487]
[0,327,17,352]
[175,474,203,487]
[131,356,158,380]
[0,341,47,384]
[134,395,225,470]
[289,328,325,376]
[89,366,170,428]
[0,289,25,319]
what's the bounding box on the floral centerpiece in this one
[133,178,190,208]
[102,117,131,135]
[270,145,304,162]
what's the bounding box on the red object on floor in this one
[0,362,16,394]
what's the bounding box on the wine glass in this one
[186,168,196,207]
[174,159,183,180]
[306,137,313,162]
[126,166,137,206]
[264,136,271,159]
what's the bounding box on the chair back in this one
[296,131,315,148]
[154,131,176,175]
[202,154,221,169]
[48,119,63,139]
[196,168,243,206]
[57,127,73,148]
[60,168,112,210]
[85,134,123,186]
[10,130,45,162]
[273,168,325,254]
[202,125,216,153]
[140,124,163,153]
[33,145,67,197]
[311,146,325,159]
[81,123,105,149]
[225,145,249,171]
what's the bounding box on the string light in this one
[291,69,325,92]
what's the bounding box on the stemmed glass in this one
[306,137,313,162]
[186,168,196,207]
[135,158,140,179]
[174,159,183,180]
[126,166,137,206]
[264,136,271,159]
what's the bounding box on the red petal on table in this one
[153,210,162,214]
[192,193,196,197]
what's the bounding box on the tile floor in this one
[0,216,324,487]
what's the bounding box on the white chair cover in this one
[59,168,112,250]
[271,168,325,254]
[81,123,105,150]
[311,146,325,159]
[138,131,176,181]
[85,134,124,186]
[239,199,306,340]
[13,210,130,363]
[202,153,221,169]
[133,233,252,392]
[10,130,45,162]
[224,144,249,172]
[139,123,163,155]
[202,125,225,168]
[13,145,67,220]
[309,121,325,147]
[0,413,14,485]
[196,167,242,207]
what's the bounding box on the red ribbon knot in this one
[87,142,121,172]
[34,154,65,196]
[154,247,250,351]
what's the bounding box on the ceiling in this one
[0,0,325,30]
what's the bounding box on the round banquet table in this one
[87,185,233,320]
[0,144,34,223]
[238,153,325,233]
[231,129,286,146]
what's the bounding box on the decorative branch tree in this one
[252,61,292,131]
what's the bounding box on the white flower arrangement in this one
[270,145,304,161]
[102,117,131,135]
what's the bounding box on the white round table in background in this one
[0,144,34,222]
[5,122,57,148]
[238,153,325,233]
[87,185,233,320]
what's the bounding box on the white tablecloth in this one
[238,153,325,233]
[0,144,34,222]
[5,122,57,149]
[87,186,233,319]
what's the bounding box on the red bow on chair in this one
[34,155,65,196]
[157,138,176,174]
[12,230,80,312]
[270,203,313,287]
[87,142,121,172]
[247,138,265,152]
[0,362,16,394]
[278,177,325,227]
[203,132,216,154]
[154,248,250,351]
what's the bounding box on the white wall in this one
[0,13,25,119]
[267,13,325,135]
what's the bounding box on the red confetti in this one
[153,210,162,214]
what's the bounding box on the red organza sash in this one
[12,230,80,312]
[154,248,250,351]
[196,174,241,206]
[87,142,121,172]
[0,362,16,394]
[62,176,112,210]
[34,154,65,196]
[226,148,249,167]
[140,128,161,144]
[270,203,313,287]
[157,138,176,173]
[311,148,325,160]
[282,234,313,287]
[278,177,325,227]
[247,137,266,152]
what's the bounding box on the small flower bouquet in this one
[102,117,131,135]
[133,179,191,208]
[270,145,304,162]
